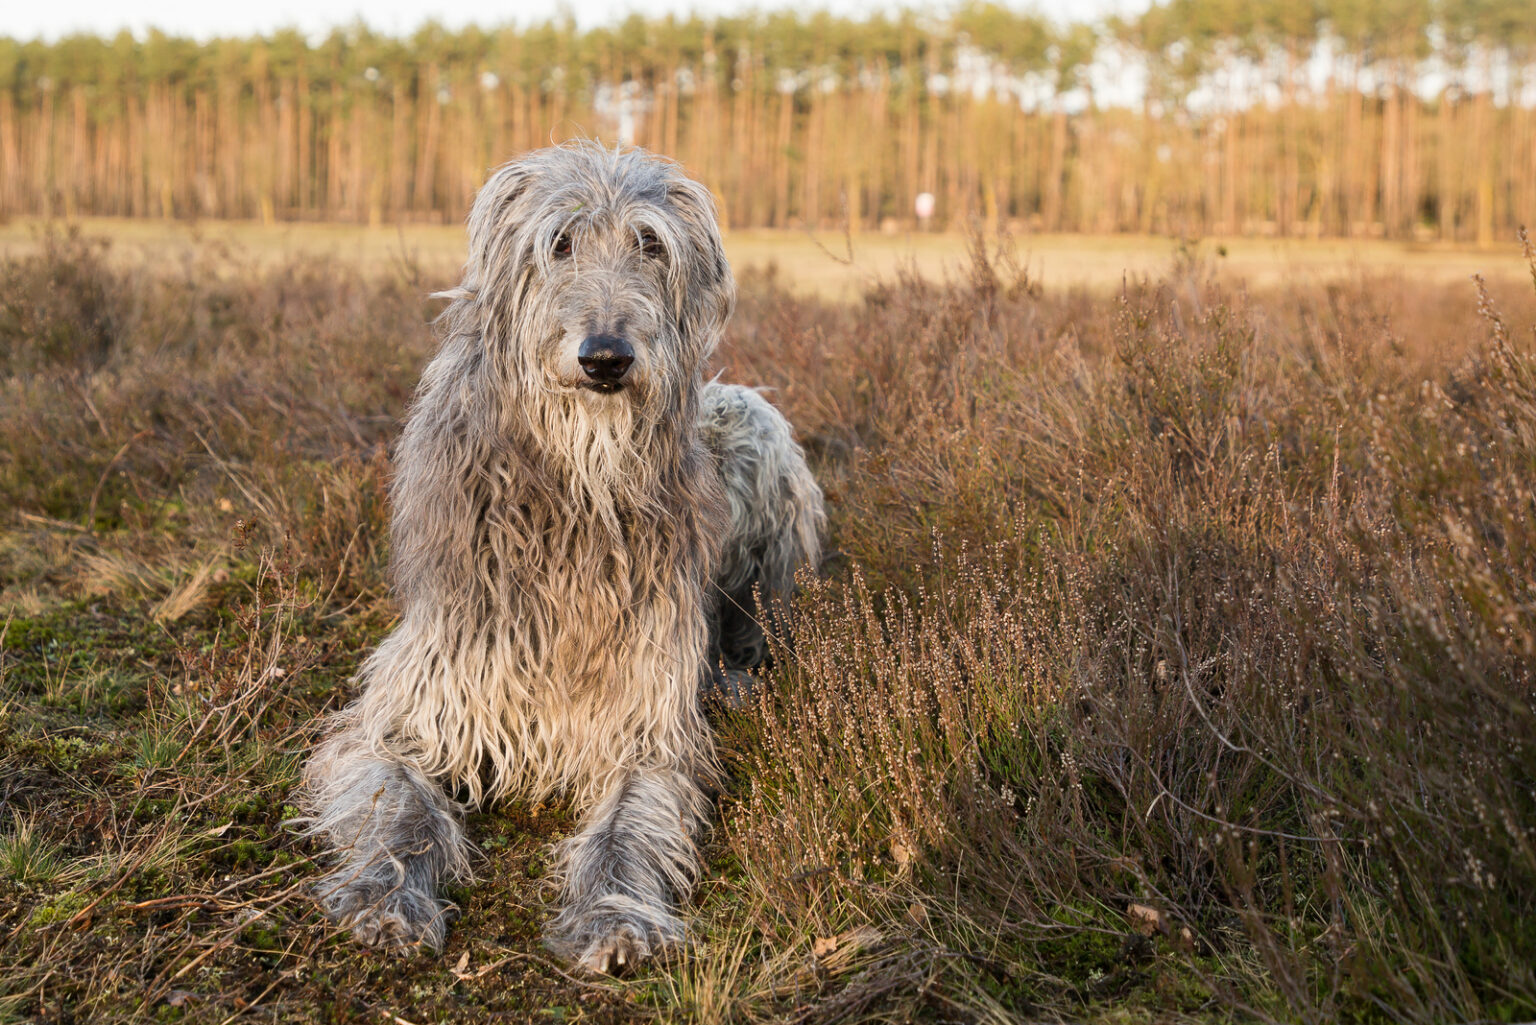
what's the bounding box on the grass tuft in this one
[0,815,67,885]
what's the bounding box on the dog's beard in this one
[529,386,660,503]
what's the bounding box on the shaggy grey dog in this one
[300,142,824,973]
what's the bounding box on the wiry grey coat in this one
[300,142,824,973]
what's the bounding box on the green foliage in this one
[2,3,1532,237]
[0,2,1524,96]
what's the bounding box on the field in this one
[4,219,1535,299]
[2,226,1535,1023]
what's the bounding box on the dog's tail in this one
[698,382,826,677]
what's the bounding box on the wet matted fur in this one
[299,142,825,972]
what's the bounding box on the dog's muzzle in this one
[577,335,635,392]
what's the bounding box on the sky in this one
[5,0,1151,42]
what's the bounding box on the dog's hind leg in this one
[300,723,468,950]
[545,768,710,973]
[700,382,826,682]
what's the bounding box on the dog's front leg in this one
[301,725,469,949]
[546,767,709,973]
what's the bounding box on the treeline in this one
[1,1,1533,239]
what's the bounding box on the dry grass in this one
[1,227,1534,1023]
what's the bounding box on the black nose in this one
[577,335,635,384]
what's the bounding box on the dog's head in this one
[455,142,735,414]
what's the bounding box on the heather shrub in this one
[0,230,126,375]
[713,240,1536,1021]
[0,233,430,591]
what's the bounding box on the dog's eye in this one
[637,229,665,260]
[552,232,574,259]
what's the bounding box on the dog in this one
[299,141,824,973]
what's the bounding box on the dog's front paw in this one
[546,894,684,974]
[575,919,650,975]
[319,876,454,950]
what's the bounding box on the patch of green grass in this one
[128,717,189,771]
[0,816,67,884]
[39,663,121,713]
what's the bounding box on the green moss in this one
[241,919,283,951]
[26,890,92,928]
[41,735,118,773]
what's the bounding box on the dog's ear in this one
[665,175,736,349]
[463,159,534,296]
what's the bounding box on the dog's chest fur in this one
[464,428,725,694]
